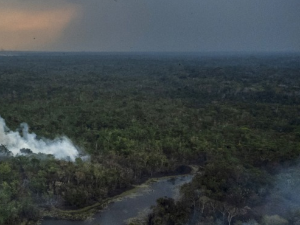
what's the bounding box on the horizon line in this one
[1,50,300,56]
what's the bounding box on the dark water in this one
[41,175,193,225]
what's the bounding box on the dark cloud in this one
[3,0,300,52]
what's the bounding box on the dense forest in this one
[0,52,300,225]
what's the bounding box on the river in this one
[41,174,193,225]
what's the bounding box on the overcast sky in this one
[0,0,299,52]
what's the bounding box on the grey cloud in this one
[4,0,300,52]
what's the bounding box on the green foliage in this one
[0,53,300,224]
[262,215,289,225]
[148,197,188,225]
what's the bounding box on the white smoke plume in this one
[0,116,79,161]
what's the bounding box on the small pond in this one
[41,174,193,225]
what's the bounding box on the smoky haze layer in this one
[0,116,79,161]
[1,0,300,52]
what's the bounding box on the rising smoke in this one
[263,164,300,217]
[0,116,79,161]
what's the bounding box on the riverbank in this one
[38,165,198,224]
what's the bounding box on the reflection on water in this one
[41,175,193,225]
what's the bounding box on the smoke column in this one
[0,116,79,161]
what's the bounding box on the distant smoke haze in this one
[0,1,80,51]
[1,0,299,52]
[0,116,79,161]
[264,165,300,215]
